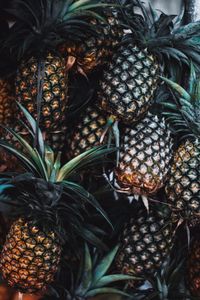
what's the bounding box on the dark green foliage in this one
[160,63,200,141]
[0,104,115,249]
[121,0,200,75]
[1,0,108,61]
[42,244,135,299]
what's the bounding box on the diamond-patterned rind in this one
[45,123,67,153]
[98,45,160,124]
[115,113,173,196]
[67,105,107,158]
[0,218,61,293]
[116,209,173,278]
[65,6,124,74]
[0,79,16,128]
[165,140,200,223]
[15,53,68,131]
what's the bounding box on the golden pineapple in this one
[17,54,67,152]
[3,0,107,149]
[67,105,107,159]
[165,140,200,224]
[63,2,124,75]
[0,79,16,129]
[0,104,112,294]
[161,69,200,225]
[0,218,61,294]
[0,79,18,172]
[16,53,68,131]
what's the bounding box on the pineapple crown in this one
[43,244,136,299]
[160,63,200,141]
[1,0,108,61]
[0,103,114,248]
[146,251,187,300]
[121,0,200,75]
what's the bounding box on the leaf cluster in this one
[1,0,108,60]
[0,103,115,249]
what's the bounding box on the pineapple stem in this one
[100,115,116,144]
[112,120,120,166]
[34,59,45,151]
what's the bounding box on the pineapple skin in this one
[98,45,160,124]
[0,79,18,172]
[187,238,200,297]
[115,113,173,196]
[44,123,67,153]
[0,79,16,128]
[0,124,30,172]
[15,53,68,131]
[165,140,200,224]
[63,7,124,74]
[0,218,61,294]
[67,105,107,159]
[116,209,173,279]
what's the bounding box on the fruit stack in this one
[0,0,200,299]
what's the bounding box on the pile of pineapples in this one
[1,0,200,299]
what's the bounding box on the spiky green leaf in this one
[92,245,119,284]
[86,287,131,298]
[94,274,138,288]
[17,103,45,157]
[160,77,191,101]
[76,243,92,294]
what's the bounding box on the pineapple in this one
[44,123,67,153]
[0,78,17,172]
[0,104,114,293]
[187,238,200,297]
[128,241,188,299]
[1,217,61,294]
[15,54,68,132]
[143,246,188,299]
[67,104,108,159]
[43,244,134,299]
[2,0,107,147]
[97,0,200,125]
[165,141,200,224]
[116,205,174,282]
[0,79,16,129]
[115,113,173,197]
[64,0,124,75]
[161,65,200,225]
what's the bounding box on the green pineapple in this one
[116,205,174,284]
[0,104,113,294]
[98,0,200,125]
[161,65,200,226]
[115,112,173,197]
